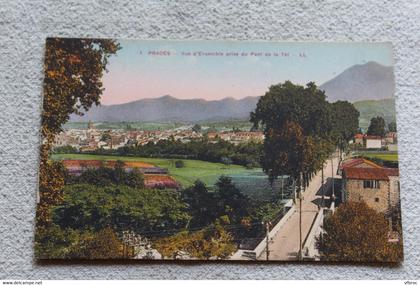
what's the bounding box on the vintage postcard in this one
[36,39,402,262]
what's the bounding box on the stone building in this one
[342,165,399,213]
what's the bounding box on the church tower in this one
[88,120,94,130]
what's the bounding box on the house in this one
[341,164,399,214]
[365,135,382,149]
[385,132,397,144]
[206,132,219,141]
[353,134,364,145]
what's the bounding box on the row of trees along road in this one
[250,81,359,192]
[250,81,359,260]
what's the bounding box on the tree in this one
[182,180,217,228]
[317,201,403,262]
[388,121,397,132]
[83,227,126,259]
[124,168,145,188]
[330,101,360,151]
[35,225,130,259]
[37,160,67,225]
[153,218,236,260]
[192,124,202,133]
[52,145,78,154]
[38,38,120,225]
[250,81,333,187]
[35,224,92,259]
[52,185,190,235]
[215,176,250,224]
[174,160,185,168]
[251,81,334,260]
[367,116,386,137]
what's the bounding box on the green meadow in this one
[357,151,398,162]
[51,153,261,188]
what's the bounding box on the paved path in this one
[259,155,341,261]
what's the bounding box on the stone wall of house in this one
[346,179,390,213]
[389,176,400,209]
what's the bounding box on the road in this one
[259,155,341,261]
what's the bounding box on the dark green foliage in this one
[192,124,202,133]
[330,101,360,150]
[251,81,333,138]
[367,116,386,137]
[174,160,185,168]
[388,121,397,132]
[182,180,218,228]
[89,139,263,168]
[35,224,91,259]
[52,184,191,236]
[53,145,79,154]
[252,201,284,223]
[250,81,334,186]
[215,176,250,224]
[68,163,144,188]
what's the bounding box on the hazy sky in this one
[101,40,393,105]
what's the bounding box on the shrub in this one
[174,160,185,168]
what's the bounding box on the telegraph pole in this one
[321,166,324,208]
[298,174,303,261]
[265,221,271,260]
[299,191,302,260]
[331,150,336,207]
[331,155,335,198]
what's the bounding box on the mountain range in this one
[319,61,395,102]
[70,61,396,124]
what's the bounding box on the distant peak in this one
[353,61,390,69]
[160,95,175,99]
[221,97,236,101]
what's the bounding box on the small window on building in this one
[363,180,380,189]
[375,198,380,202]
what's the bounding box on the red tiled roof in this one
[344,167,399,180]
[354,134,364,139]
[384,168,399,176]
[339,158,382,170]
[365,135,382,140]
[344,168,389,180]
[386,132,397,138]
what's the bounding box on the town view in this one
[36,39,402,262]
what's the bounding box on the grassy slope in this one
[353,98,396,130]
[51,153,260,187]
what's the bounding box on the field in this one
[356,151,398,162]
[51,153,262,188]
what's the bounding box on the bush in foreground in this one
[317,201,403,262]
